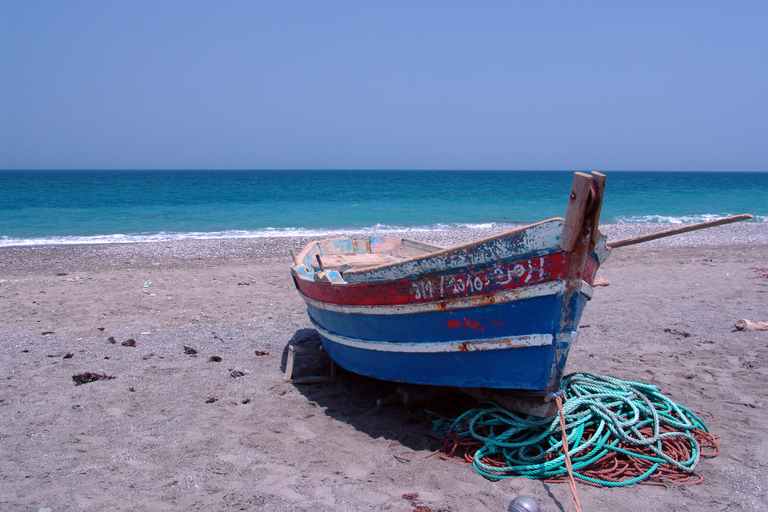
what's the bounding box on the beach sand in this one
[1,223,767,511]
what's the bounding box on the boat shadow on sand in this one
[280,328,473,453]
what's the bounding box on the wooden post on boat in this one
[587,172,606,252]
[560,172,604,298]
[560,171,606,253]
[552,172,606,392]
[560,172,594,253]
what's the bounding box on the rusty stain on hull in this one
[458,339,528,352]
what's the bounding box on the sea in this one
[1,170,766,248]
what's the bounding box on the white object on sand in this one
[734,319,768,331]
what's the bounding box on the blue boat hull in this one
[303,283,591,391]
[318,331,559,390]
[306,292,565,343]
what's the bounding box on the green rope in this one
[429,372,712,485]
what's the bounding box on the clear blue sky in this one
[1,1,766,171]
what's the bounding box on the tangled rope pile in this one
[429,372,719,486]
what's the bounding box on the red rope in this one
[556,394,583,512]
[435,424,719,487]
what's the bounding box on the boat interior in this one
[295,236,444,274]
[291,218,565,280]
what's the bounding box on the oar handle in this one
[607,214,754,249]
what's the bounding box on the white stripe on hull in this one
[310,317,579,353]
[301,280,569,316]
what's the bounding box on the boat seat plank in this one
[318,244,433,270]
[319,253,391,269]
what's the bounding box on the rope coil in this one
[429,372,719,486]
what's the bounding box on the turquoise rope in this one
[429,372,710,485]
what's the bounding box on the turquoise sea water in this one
[1,170,766,247]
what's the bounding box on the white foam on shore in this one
[616,214,768,224]
[0,223,505,248]
[2,218,766,248]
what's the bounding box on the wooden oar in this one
[606,214,754,249]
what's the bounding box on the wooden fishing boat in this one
[290,172,607,393]
[289,172,752,396]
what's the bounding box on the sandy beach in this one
[2,222,767,512]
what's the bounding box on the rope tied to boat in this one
[428,372,719,486]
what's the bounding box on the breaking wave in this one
[615,214,766,224]
[0,222,510,248]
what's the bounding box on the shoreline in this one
[2,221,767,273]
[2,220,767,248]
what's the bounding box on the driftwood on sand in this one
[734,319,768,332]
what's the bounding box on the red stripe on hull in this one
[582,253,599,285]
[294,252,571,306]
